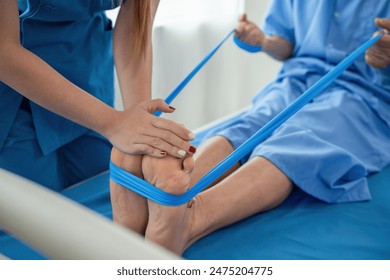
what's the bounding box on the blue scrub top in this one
[0,0,120,155]
[261,0,390,126]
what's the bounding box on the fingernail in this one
[188,132,196,140]
[169,106,176,111]
[160,150,167,156]
[178,149,186,157]
[189,146,196,154]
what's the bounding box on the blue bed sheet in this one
[1,126,389,259]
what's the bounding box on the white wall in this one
[108,0,281,129]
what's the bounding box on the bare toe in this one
[183,156,195,173]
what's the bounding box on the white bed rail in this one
[0,169,178,260]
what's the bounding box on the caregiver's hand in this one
[366,18,390,69]
[235,14,265,47]
[105,98,196,158]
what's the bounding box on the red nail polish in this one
[169,106,176,111]
[189,146,196,154]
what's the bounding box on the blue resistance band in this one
[233,35,262,53]
[111,32,383,206]
[153,30,259,116]
[154,30,234,116]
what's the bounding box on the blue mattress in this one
[1,121,390,260]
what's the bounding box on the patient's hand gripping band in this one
[111,32,383,206]
[233,35,262,52]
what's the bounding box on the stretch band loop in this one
[233,35,262,53]
[111,32,383,206]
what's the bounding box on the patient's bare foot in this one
[110,147,148,235]
[142,155,196,255]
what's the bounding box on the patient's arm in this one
[236,14,293,61]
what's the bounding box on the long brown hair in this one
[129,0,152,59]
[114,0,152,59]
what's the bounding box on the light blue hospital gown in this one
[206,0,390,203]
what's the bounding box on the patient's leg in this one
[187,154,293,250]
[143,136,293,254]
[110,148,148,235]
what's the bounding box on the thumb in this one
[144,98,175,114]
[375,18,390,31]
[238,13,247,23]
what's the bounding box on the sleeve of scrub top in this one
[261,0,295,46]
